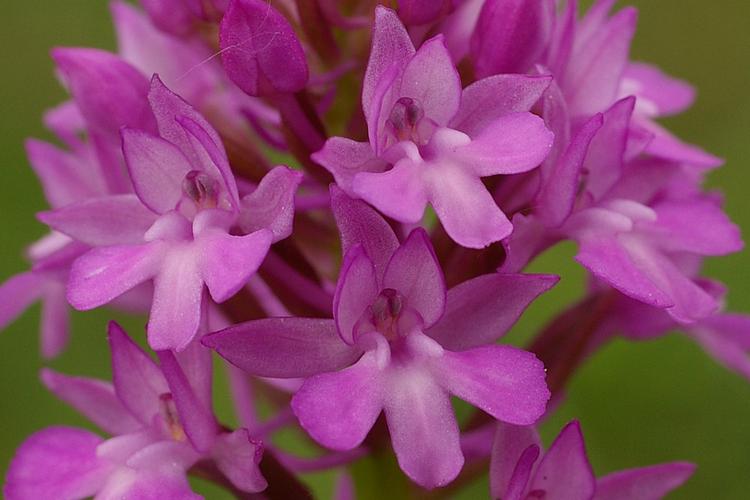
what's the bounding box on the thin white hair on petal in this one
[176,0,280,83]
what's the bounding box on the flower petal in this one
[426,162,511,248]
[330,185,399,283]
[42,100,87,150]
[383,229,446,328]
[506,445,541,500]
[212,429,268,493]
[688,314,750,381]
[175,337,214,412]
[204,318,361,378]
[292,351,383,450]
[640,123,722,169]
[51,47,155,139]
[363,6,415,122]
[622,62,695,117]
[582,97,634,200]
[197,228,273,303]
[471,0,553,77]
[109,322,169,424]
[620,238,718,323]
[4,427,111,500]
[147,246,204,351]
[528,421,596,499]
[647,199,743,256]
[40,282,71,359]
[383,364,463,488]
[98,456,201,500]
[490,423,542,500]
[157,350,219,452]
[451,74,551,136]
[335,246,380,343]
[67,243,163,311]
[139,0,195,35]
[352,159,428,224]
[428,273,558,351]
[147,76,238,208]
[397,35,462,127]
[574,233,673,309]
[122,128,193,214]
[220,0,308,95]
[313,138,380,192]
[564,7,637,116]
[239,166,302,242]
[38,194,156,246]
[176,115,240,210]
[112,0,216,100]
[25,138,105,209]
[594,462,696,500]
[433,346,549,425]
[537,113,604,227]
[457,112,553,176]
[0,272,45,332]
[40,368,140,436]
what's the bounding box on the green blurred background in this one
[1,1,748,498]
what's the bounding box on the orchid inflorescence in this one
[1,1,746,498]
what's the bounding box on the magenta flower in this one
[565,195,742,323]
[40,76,301,350]
[503,96,742,323]
[220,0,309,97]
[204,188,555,487]
[490,421,695,499]
[1,1,745,497]
[3,323,265,500]
[313,6,553,248]
[0,48,155,357]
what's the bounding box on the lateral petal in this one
[292,351,383,450]
[4,427,111,500]
[238,166,302,242]
[433,346,549,425]
[204,318,361,378]
[40,368,140,436]
[67,243,163,310]
[38,194,156,246]
[452,74,551,136]
[457,112,553,177]
[428,273,558,351]
[197,228,273,303]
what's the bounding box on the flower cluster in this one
[1,0,746,498]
